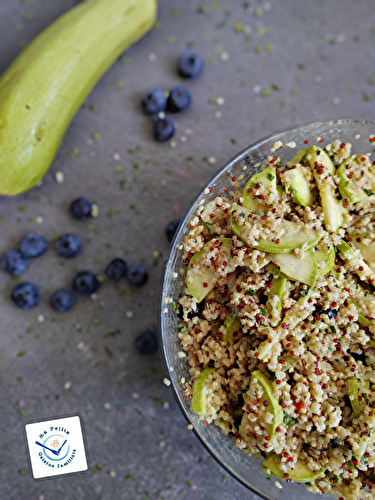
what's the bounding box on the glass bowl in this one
[159,119,375,500]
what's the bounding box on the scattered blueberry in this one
[178,51,204,79]
[166,219,181,242]
[19,232,47,258]
[154,117,175,142]
[1,250,28,276]
[50,290,75,312]
[73,270,100,296]
[135,330,158,354]
[11,282,39,310]
[105,258,127,281]
[55,234,82,258]
[70,197,93,221]
[141,87,167,115]
[127,264,148,287]
[167,86,192,113]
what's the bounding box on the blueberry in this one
[135,330,158,354]
[178,51,204,79]
[154,117,175,142]
[50,290,75,312]
[55,234,82,258]
[166,219,181,242]
[127,264,148,287]
[314,306,337,319]
[141,87,167,115]
[1,250,28,276]
[72,270,100,296]
[70,197,93,221]
[167,86,192,113]
[19,232,47,258]
[11,282,39,310]
[177,300,205,320]
[105,258,127,281]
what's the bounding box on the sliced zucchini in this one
[289,149,306,166]
[354,434,373,459]
[262,454,325,483]
[222,312,241,342]
[231,204,321,254]
[315,246,336,279]
[265,262,291,281]
[242,166,277,213]
[251,371,283,440]
[306,146,344,232]
[358,313,372,328]
[191,368,216,416]
[337,240,375,283]
[337,158,375,203]
[266,275,286,326]
[187,238,232,303]
[305,146,336,176]
[351,235,375,266]
[348,379,361,418]
[268,248,317,286]
[288,166,315,207]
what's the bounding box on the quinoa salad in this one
[175,137,375,499]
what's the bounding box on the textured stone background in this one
[0,1,374,499]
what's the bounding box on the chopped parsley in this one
[283,412,297,427]
[246,288,256,296]
[204,222,213,234]
[267,173,275,181]
[267,368,276,381]
[364,188,375,197]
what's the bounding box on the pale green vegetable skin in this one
[348,379,361,418]
[262,454,325,483]
[231,204,321,254]
[187,238,232,303]
[251,371,283,440]
[223,312,241,342]
[191,368,216,415]
[0,0,157,195]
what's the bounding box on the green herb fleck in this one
[283,412,297,427]
[17,351,26,357]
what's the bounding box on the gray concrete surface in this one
[0,0,374,499]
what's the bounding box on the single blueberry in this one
[50,290,75,312]
[19,232,47,258]
[177,300,205,320]
[1,250,28,276]
[314,306,337,319]
[127,264,148,287]
[105,258,127,281]
[178,51,204,79]
[166,219,181,242]
[11,282,39,310]
[141,87,167,115]
[154,117,175,142]
[72,270,100,296]
[135,330,158,354]
[167,86,192,113]
[55,234,82,258]
[70,197,93,221]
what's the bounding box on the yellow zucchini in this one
[0,0,157,195]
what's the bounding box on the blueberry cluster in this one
[1,197,149,311]
[141,51,204,142]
